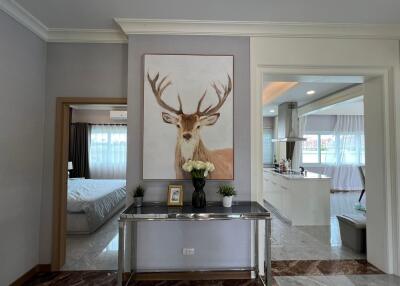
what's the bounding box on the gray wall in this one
[39,43,128,262]
[127,35,251,269]
[0,10,46,285]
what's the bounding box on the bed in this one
[67,178,126,235]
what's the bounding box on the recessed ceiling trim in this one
[115,18,400,40]
[298,84,364,116]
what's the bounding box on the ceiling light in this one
[307,90,316,95]
[269,109,275,113]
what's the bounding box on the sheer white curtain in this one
[324,115,364,191]
[89,125,127,179]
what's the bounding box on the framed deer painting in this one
[143,54,234,180]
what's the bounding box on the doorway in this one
[261,74,367,261]
[251,66,396,275]
[52,97,127,270]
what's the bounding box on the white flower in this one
[182,160,215,175]
[182,160,194,172]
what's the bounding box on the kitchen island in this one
[263,168,331,226]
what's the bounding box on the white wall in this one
[71,109,127,124]
[0,10,46,285]
[251,37,400,273]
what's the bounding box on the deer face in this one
[147,72,232,152]
[162,112,220,143]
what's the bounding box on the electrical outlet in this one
[182,248,195,255]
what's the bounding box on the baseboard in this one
[132,270,251,280]
[10,264,51,286]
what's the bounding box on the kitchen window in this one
[263,127,274,165]
[302,132,365,166]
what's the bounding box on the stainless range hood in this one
[272,102,306,142]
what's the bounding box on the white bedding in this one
[67,178,126,234]
[68,178,126,213]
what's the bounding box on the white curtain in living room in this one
[324,115,365,191]
[89,124,127,179]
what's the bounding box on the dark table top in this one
[120,201,271,221]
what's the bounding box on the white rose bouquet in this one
[182,160,215,178]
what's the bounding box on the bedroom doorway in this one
[52,97,127,271]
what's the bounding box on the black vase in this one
[192,177,206,208]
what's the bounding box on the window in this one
[302,132,364,166]
[263,128,274,165]
[89,125,127,179]
[302,134,319,163]
[320,134,336,164]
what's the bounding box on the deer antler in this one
[196,74,232,116]
[147,72,183,114]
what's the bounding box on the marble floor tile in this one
[271,215,365,261]
[275,275,400,286]
[272,260,383,276]
[24,272,400,286]
[62,211,120,270]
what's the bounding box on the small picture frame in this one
[168,185,183,206]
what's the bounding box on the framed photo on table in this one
[167,185,183,206]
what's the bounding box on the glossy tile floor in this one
[62,212,120,270]
[25,271,400,286]
[271,190,366,261]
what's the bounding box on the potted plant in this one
[218,185,237,208]
[182,160,215,208]
[133,185,145,207]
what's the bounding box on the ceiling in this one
[312,96,364,116]
[14,0,400,30]
[262,82,357,116]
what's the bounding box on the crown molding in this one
[0,0,127,43]
[115,18,400,40]
[2,0,400,43]
[0,0,47,40]
[47,28,127,43]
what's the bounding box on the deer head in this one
[147,72,232,144]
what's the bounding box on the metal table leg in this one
[254,220,259,278]
[265,218,272,286]
[117,220,125,286]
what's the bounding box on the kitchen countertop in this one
[264,168,331,180]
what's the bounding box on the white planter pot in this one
[222,196,233,208]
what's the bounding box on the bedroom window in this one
[89,124,127,179]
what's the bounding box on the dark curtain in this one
[69,123,90,178]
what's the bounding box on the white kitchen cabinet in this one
[263,169,331,226]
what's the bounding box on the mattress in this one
[67,178,126,234]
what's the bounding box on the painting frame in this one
[142,53,235,181]
[167,185,184,206]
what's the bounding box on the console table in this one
[117,201,272,286]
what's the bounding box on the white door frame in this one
[250,64,398,274]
